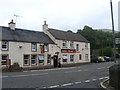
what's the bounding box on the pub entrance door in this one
[53,55,58,67]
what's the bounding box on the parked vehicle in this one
[103,56,111,62]
[91,56,105,63]
[98,56,105,62]
[91,57,99,63]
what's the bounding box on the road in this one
[2,62,114,89]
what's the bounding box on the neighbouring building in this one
[0,20,90,69]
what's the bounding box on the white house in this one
[0,20,90,69]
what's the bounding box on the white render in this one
[1,41,55,67]
[43,22,90,65]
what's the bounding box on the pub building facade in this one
[0,20,90,68]
[43,21,90,67]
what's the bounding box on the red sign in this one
[40,45,44,53]
[61,49,76,53]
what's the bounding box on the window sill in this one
[2,49,8,51]
[31,50,37,52]
[23,64,30,66]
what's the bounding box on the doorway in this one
[53,55,58,67]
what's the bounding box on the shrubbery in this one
[2,62,23,72]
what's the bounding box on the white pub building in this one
[0,20,90,69]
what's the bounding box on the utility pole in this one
[110,0,116,63]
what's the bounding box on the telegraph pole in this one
[110,0,116,63]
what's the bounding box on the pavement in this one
[1,62,115,89]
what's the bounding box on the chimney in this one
[42,20,48,34]
[8,19,15,30]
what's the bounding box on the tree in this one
[67,30,73,32]
[102,47,113,57]
[77,25,113,57]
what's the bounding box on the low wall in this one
[109,64,120,89]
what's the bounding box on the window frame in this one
[31,43,37,52]
[44,44,49,52]
[62,55,68,63]
[70,41,74,49]
[62,40,67,48]
[2,41,9,51]
[70,55,74,62]
[1,54,9,65]
[85,43,88,49]
[76,44,79,51]
[38,54,44,65]
[31,54,37,65]
[85,54,89,60]
[23,54,30,66]
[47,54,51,64]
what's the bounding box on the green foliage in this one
[67,30,73,32]
[102,47,113,57]
[2,62,23,72]
[76,25,120,57]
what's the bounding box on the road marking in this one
[42,87,47,89]
[0,76,8,78]
[23,71,28,72]
[104,76,109,79]
[62,83,73,86]
[99,78,104,80]
[64,71,78,73]
[97,68,101,69]
[84,69,88,71]
[31,70,39,72]
[75,81,82,84]
[78,70,82,71]
[92,79,97,81]
[84,80,90,83]
[69,67,76,69]
[10,73,48,78]
[100,67,105,69]
[48,85,59,88]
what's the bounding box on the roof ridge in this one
[48,28,75,33]
[0,26,42,33]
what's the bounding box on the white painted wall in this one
[1,41,56,67]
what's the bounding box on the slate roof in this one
[0,26,54,44]
[48,28,89,43]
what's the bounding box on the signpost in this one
[115,38,120,44]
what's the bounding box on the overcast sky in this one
[0,0,119,32]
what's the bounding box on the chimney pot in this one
[44,20,46,25]
[42,20,48,34]
[8,19,15,30]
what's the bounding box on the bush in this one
[9,62,22,72]
[2,62,23,72]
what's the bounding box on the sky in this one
[0,0,119,32]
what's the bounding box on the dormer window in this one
[2,41,8,51]
[62,40,67,48]
[31,43,37,52]
[70,41,74,49]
